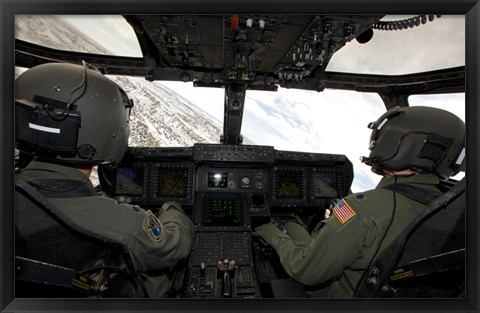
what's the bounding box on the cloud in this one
[153,15,465,192]
[245,98,270,121]
[58,14,464,192]
[327,15,464,75]
[238,87,388,191]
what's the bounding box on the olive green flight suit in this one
[17,160,195,297]
[253,173,440,298]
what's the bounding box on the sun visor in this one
[15,99,81,157]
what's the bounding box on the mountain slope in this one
[109,76,223,146]
[15,15,110,55]
[15,15,225,147]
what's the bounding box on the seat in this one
[15,175,146,298]
[354,177,466,298]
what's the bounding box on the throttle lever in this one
[217,259,236,298]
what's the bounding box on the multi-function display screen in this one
[156,167,189,197]
[274,168,305,199]
[312,171,338,198]
[202,197,243,226]
[115,165,145,195]
[207,172,228,188]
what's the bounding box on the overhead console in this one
[99,143,353,298]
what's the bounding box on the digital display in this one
[202,198,243,226]
[312,171,338,198]
[274,168,304,199]
[207,172,228,188]
[156,167,189,197]
[115,165,145,195]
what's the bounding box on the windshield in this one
[15,15,465,73]
[15,15,142,57]
[14,14,466,192]
[327,15,465,74]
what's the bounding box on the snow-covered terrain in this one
[14,15,376,190]
[15,15,233,186]
[109,76,223,147]
[15,15,225,148]
[14,14,466,192]
[15,15,111,55]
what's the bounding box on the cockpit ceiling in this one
[124,15,384,89]
[15,15,465,95]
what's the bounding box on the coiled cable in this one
[372,15,441,31]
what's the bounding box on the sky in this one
[56,15,466,191]
[59,15,142,57]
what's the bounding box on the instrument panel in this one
[100,143,352,208]
[99,143,353,298]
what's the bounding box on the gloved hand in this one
[271,214,308,232]
[252,223,285,245]
[158,201,184,216]
[270,213,296,224]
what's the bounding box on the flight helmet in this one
[360,106,465,179]
[15,62,133,166]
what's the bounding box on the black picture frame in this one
[1,1,478,312]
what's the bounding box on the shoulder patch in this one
[333,199,356,224]
[131,205,141,213]
[144,210,164,243]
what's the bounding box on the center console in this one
[99,143,353,298]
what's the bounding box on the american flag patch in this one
[333,199,356,224]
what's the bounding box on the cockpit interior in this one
[8,12,471,301]
[98,143,353,297]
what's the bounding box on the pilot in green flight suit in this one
[253,105,465,298]
[15,63,194,297]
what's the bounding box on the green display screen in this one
[202,198,243,226]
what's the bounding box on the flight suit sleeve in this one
[253,200,370,286]
[125,206,195,272]
[65,195,195,273]
[284,222,312,244]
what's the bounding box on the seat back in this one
[15,175,146,298]
[354,178,466,298]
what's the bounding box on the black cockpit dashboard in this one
[99,143,353,298]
